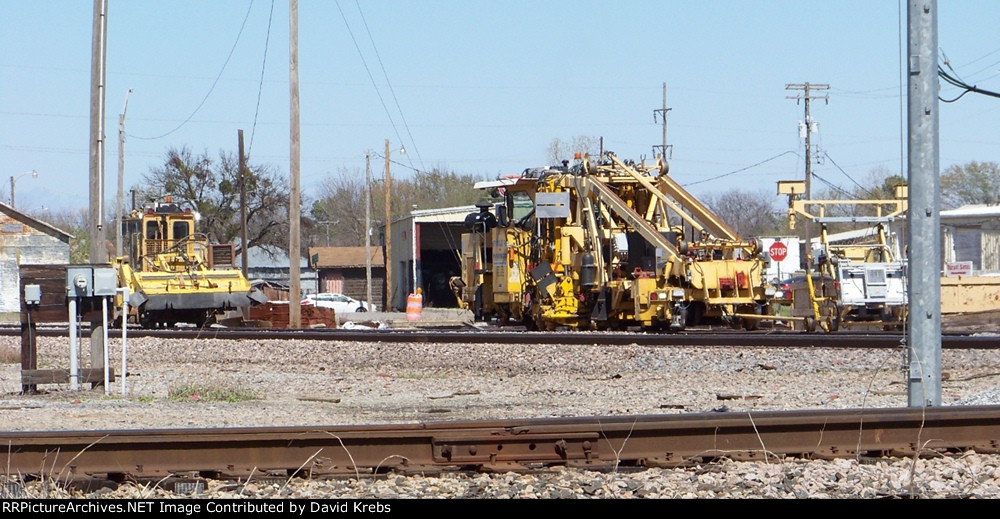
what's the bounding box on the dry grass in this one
[0,345,19,365]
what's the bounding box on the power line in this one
[938,61,1000,102]
[128,1,256,141]
[334,1,410,169]
[354,0,424,174]
[682,150,798,187]
[248,0,276,158]
[822,150,875,197]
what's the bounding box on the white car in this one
[301,292,377,313]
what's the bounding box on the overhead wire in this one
[822,151,876,198]
[247,0,276,158]
[128,1,256,141]
[938,49,1000,103]
[335,1,412,171]
[354,0,425,174]
[682,150,798,187]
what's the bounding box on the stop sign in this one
[769,241,788,262]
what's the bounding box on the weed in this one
[168,383,260,403]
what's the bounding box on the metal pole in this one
[103,297,110,396]
[906,0,941,407]
[69,297,78,391]
[120,287,128,396]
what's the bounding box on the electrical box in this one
[67,266,118,298]
[93,267,117,296]
[24,284,41,306]
[66,266,94,298]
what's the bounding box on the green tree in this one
[307,167,489,247]
[940,161,1000,209]
[140,146,291,258]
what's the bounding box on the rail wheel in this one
[804,316,817,333]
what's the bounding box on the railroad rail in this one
[3,324,998,349]
[3,406,1000,488]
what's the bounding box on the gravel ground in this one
[3,332,1000,499]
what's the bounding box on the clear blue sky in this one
[2,1,999,214]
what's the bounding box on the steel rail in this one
[3,325,998,349]
[4,406,1000,479]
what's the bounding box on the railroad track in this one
[4,324,998,349]
[4,405,1000,490]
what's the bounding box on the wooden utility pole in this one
[785,82,829,272]
[89,0,108,265]
[288,0,301,329]
[89,0,109,384]
[365,151,373,311]
[238,129,249,321]
[652,82,671,159]
[116,89,131,259]
[384,139,392,311]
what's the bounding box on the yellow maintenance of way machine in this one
[452,152,776,332]
[114,196,267,328]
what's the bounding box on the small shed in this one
[308,246,385,309]
[940,204,1000,274]
[0,203,72,319]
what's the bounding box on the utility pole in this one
[906,0,941,407]
[238,129,249,322]
[786,82,829,272]
[89,0,108,265]
[384,139,392,311]
[88,0,109,387]
[365,151,373,311]
[652,82,671,159]
[288,0,301,329]
[116,88,131,259]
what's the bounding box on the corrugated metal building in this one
[941,205,1000,274]
[386,206,474,311]
[0,203,72,319]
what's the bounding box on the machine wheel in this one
[355,306,367,312]
[804,316,817,333]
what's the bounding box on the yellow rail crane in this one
[452,152,775,332]
[114,196,267,328]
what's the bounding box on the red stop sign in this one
[769,242,788,262]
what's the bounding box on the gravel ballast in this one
[3,333,1000,499]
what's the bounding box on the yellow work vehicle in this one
[452,152,774,332]
[114,196,267,328]
[778,181,908,332]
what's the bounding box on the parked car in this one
[301,293,377,313]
